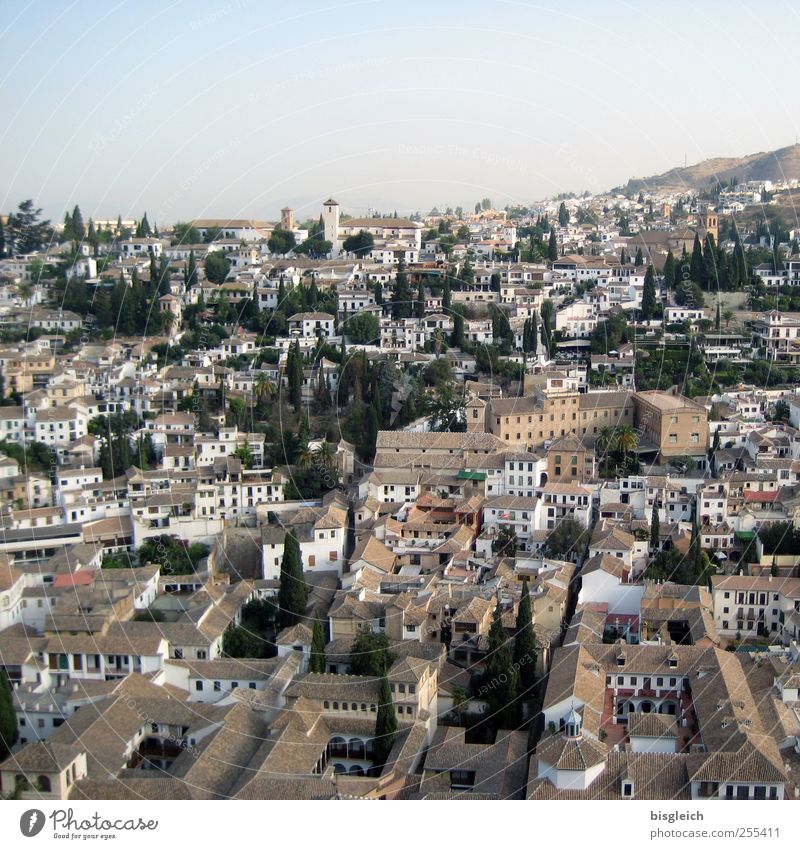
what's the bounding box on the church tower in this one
[322,198,340,255]
[280,207,295,231]
[697,207,718,242]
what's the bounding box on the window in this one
[622,782,633,797]
[195,681,203,691]
[213,681,221,692]
[308,555,316,567]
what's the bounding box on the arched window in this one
[329,736,347,758]
[37,775,51,793]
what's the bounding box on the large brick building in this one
[488,388,708,461]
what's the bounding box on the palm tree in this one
[314,439,335,468]
[254,373,276,403]
[596,425,615,454]
[297,447,314,469]
[723,309,734,329]
[613,425,638,465]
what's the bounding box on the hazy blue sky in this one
[1,0,798,225]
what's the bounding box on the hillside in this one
[623,143,800,192]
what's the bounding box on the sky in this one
[1,0,798,226]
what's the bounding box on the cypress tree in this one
[547,229,558,262]
[138,212,151,237]
[278,531,308,627]
[0,669,18,759]
[87,218,98,256]
[715,301,721,330]
[620,248,627,265]
[450,311,464,348]
[485,597,518,728]
[703,234,716,290]
[289,340,303,412]
[391,260,412,319]
[186,250,197,287]
[634,246,643,266]
[157,255,171,296]
[650,501,660,551]
[442,276,451,311]
[663,250,676,289]
[71,204,85,240]
[689,234,704,284]
[416,281,425,319]
[513,582,537,694]
[641,265,656,320]
[374,674,397,767]
[310,612,326,673]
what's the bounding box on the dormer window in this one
[617,655,625,667]
[621,780,634,798]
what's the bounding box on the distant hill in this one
[622,143,800,193]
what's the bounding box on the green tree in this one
[204,251,231,284]
[663,250,676,289]
[492,526,518,557]
[268,228,297,255]
[0,669,18,759]
[71,204,85,241]
[547,229,558,262]
[173,222,201,245]
[641,264,656,320]
[350,629,395,677]
[136,212,151,237]
[186,250,197,287]
[650,501,660,551]
[7,199,51,254]
[558,201,569,227]
[374,674,398,767]
[689,234,704,283]
[346,311,379,344]
[450,310,464,348]
[342,229,374,257]
[634,246,643,266]
[310,612,327,673]
[391,259,412,319]
[484,598,518,728]
[278,531,308,627]
[287,339,303,412]
[544,517,588,560]
[513,581,537,693]
[415,281,425,318]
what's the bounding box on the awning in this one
[456,471,487,481]
[734,530,756,541]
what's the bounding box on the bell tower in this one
[280,207,295,231]
[697,207,718,242]
[322,198,340,255]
